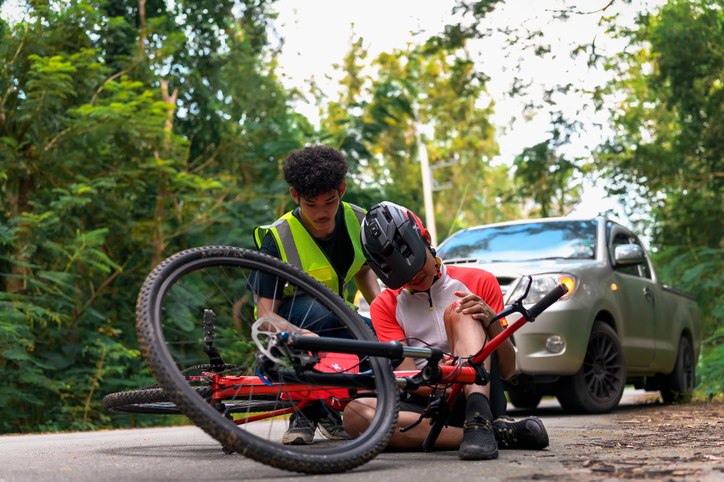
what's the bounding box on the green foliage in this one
[513,114,586,218]
[319,34,520,243]
[598,0,724,248]
[653,245,724,397]
[0,0,306,434]
[697,333,724,399]
[597,1,724,395]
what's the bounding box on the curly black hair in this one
[283,146,348,199]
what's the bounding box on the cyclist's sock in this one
[465,392,493,422]
[460,392,498,460]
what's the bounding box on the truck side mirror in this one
[614,244,646,266]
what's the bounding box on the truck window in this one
[437,220,597,262]
[632,238,653,279]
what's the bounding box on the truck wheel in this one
[556,321,626,414]
[660,336,695,404]
[507,390,542,410]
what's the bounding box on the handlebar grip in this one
[527,283,569,319]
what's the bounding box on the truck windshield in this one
[437,220,597,263]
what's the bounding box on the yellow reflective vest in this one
[253,202,367,309]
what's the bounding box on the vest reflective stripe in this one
[253,202,367,307]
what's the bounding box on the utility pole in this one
[413,104,437,247]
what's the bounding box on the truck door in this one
[609,227,657,367]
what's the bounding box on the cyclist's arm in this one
[353,265,381,304]
[486,317,515,380]
[256,295,282,319]
[477,279,516,380]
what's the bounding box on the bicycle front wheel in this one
[135,246,398,474]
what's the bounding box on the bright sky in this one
[1,0,664,229]
[271,0,641,221]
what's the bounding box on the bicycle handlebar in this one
[489,281,569,325]
[528,283,569,319]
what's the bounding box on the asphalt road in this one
[2,389,723,482]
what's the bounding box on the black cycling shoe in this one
[459,416,498,460]
[493,415,549,450]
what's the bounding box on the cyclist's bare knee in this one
[444,302,486,356]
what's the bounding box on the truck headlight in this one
[508,274,576,305]
[545,335,566,353]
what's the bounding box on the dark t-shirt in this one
[257,206,354,299]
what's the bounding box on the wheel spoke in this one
[134,247,398,473]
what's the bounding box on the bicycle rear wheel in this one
[102,370,294,415]
[135,246,398,474]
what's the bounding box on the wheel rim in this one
[582,331,625,402]
[137,248,397,473]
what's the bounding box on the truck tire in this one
[507,390,542,410]
[556,321,626,414]
[660,336,695,404]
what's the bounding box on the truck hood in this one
[443,258,593,278]
[443,258,596,301]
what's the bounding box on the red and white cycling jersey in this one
[370,264,505,369]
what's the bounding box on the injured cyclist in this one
[343,202,549,460]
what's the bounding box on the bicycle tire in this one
[102,386,295,415]
[135,246,398,474]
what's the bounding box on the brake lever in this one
[489,275,536,324]
[490,276,570,326]
[399,391,449,433]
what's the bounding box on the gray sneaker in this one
[282,413,317,445]
[318,408,351,440]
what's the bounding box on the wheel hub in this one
[593,359,605,375]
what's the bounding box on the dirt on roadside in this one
[560,401,724,480]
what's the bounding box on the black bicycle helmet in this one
[361,202,429,289]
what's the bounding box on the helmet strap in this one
[434,256,442,279]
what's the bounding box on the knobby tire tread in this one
[135,246,398,474]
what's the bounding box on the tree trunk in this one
[151,81,178,267]
[6,174,35,295]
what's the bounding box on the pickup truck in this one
[435,217,701,414]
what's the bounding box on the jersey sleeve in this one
[369,291,406,343]
[479,270,504,313]
[477,270,507,327]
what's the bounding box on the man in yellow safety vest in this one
[253,145,381,445]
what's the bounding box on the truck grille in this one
[496,277,517,296]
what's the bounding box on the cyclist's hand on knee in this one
[454,291,495,326]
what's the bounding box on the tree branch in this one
[0,24,29,124]
[44,118,111,151]
[189,143,223,173]
[89,60,141,106]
